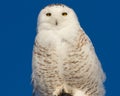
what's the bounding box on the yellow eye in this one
[46,13,51,16]
[62,12,67,16]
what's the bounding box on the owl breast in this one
[33,32,70,95]
[33,29,105,96]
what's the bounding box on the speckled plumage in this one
[32,4,106,96]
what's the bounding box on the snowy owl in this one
[32,4,106,96]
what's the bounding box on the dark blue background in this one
[0,0,120,96]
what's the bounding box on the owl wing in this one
[32,54,39,96]
[77,29,106,82]
[64,29,105,95]
[32,42,43,96]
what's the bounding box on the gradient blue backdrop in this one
[0,0,120,96]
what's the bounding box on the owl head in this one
[37,4,80,29]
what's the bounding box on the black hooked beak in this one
[55,20,58,25]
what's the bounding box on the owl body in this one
[32,4,106,96]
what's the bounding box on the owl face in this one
[38,4,78,27]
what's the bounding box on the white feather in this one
[32,4,106,96]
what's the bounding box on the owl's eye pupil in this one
[62,12,67,16]
[46,13,51,16]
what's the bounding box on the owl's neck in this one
[36,21,82,49]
